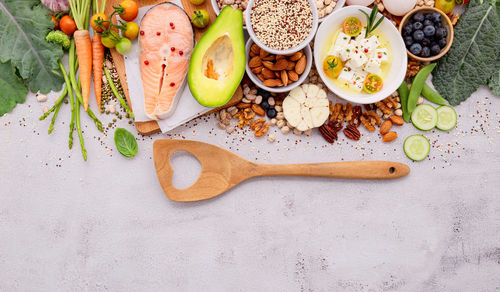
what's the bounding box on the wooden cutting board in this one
[105,0,243,135]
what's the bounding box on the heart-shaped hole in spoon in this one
[169,150,202,190]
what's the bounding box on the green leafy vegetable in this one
[114,128,138,158]
[0,0,64,94]
[433,0,500,105]
[0,61,28,116]
[46,30,71,50]
[488,70,500,96]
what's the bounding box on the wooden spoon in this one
[153,139,410,202]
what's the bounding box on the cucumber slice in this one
[411,104,437,131]
[404,135,430,161]
[436,106,457,131]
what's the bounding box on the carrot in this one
[73,30,93,111]
[92,33,104,111]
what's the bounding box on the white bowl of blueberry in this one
[399,7,454,62]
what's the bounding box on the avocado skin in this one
[188,6,246,107]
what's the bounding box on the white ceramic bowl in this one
[211,0,247,29]
[318,0,346,22]
[314,5,407,104]
[245,0,319,55]
[245,39,312,93]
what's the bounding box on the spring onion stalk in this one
[104,67,135,119]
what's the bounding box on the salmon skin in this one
[140,3,194,120]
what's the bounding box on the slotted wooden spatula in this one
[153,139,410,202]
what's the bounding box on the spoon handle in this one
[255,161,410,179]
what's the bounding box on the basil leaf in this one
[114,128,138,158]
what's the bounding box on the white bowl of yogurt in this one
[314,5,407,104]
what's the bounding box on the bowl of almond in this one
[245,40,312,93]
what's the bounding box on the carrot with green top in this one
[69,0,92,111]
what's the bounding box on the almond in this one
[259,49,269,58]
[249,56,262,68]
[390,115,404,126]
[272,58,288,71]
[250,44,260,55]
[236,102,251,109]
[252,104,266,116]
[281,70,288,86]
[263,55,275,61]
[251,66,263,74]
[261,68,275,79]
[263,79,283,87]
[249,51,256,57]
[286,61,295,71]
[288,70,299,82]
[382,131,398,142]
[276,55,286,61]
[379,120,392,135]
[262,61,274,70]
[289,51,303,62]
[274,71,280,78]
[295,55,307,74]
[257,74,265,82]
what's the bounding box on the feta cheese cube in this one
[374,48,389,62]
[327,46,342,57]
[338,68,354,83]
[366,35,381,50]
[351,70,367,92]
[334,32,351,49]
[346,50,368,69]
[339,47,351,62]
[364,57,381,74]
[355,28,366,42]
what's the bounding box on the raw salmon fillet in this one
[140,3,194,120]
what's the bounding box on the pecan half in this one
[319,124,338,143]
[344,124,361,140]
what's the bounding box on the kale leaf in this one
[0,61,28,116]
[433,0,500,105]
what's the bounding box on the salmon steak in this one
[140,3,194,120]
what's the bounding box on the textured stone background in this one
[0,86,499,291]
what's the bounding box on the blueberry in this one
[422,37,431,46]
[431,12,441,23]
[439,38,447,48]
[260,100,270,110]
[413,30,424,42]
[431,44,441,56]
[404,36,414,47]
[436,27,447,39]
[425,13,433,20]
[413,12,425,22]
[257,89,270,100]
[413,21,423,31]
[403,23,413,35]
[266,108,277,119]
[423,19,433,27]
[410,43,423,55]
[421,46,431,57]
[423,25,435,37]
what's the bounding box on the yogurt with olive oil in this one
[322,25,393,94]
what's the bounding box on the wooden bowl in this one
[399,7,454,62]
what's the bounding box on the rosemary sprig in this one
[360,5,385,38]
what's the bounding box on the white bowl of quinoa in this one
[246,0,319,55]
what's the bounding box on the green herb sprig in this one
[360,5,385,38]
[114,128,138,158]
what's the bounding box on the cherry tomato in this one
[191,9,209,29]
[343,17,362,37]
[50,15,58,30]
[363,74,384,94]
[122,22,139,40]
[59,15,77,35]
[91,13,110,33]
[435,0,456,14]
[116,37,132,55]
[101,30,120,48]
[323,56,343,79]
[118,0,139,21]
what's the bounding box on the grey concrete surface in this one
[0,86,499,291]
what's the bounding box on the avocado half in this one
[188,6,246,107]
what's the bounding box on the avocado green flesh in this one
[188,6,246,107]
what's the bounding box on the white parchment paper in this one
[123,1,212,133]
